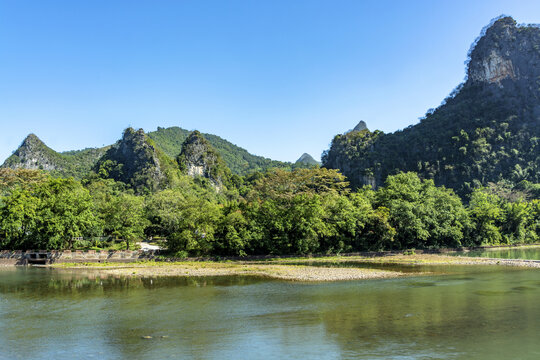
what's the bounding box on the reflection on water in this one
[453,246,540,260]
[1,266,539,360]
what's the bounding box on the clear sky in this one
[1,0,540,164]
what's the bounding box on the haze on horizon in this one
[1,0,540,164]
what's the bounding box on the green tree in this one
[214,203,254,257]
[33,178,97,249]
[0,177,97,250]
[147,189,221,255]
[376,172,470,249]
[0,187,38,249]
[500,200,538,244]
[100,193,148,250]
[468,189,504,245]
[243,168,352,255]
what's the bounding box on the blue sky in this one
[1,0,540,164]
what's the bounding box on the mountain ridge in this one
[1,126,301,180]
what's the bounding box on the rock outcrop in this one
[3,125,299,181]
[147,126,295,175]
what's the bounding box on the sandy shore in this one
[49,253,540,281]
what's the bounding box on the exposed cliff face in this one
[177,131,230,189]
[95,128,170,192]
[323,16,540,193]
[467,17,540,86]
[469,50,516,84]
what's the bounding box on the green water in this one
[453,246,540,260]
[1,266,539,359]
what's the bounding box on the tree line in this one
[0,168,539,255]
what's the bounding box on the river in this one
[0,262,539,359]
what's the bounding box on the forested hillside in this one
[93,128,179,193]
[323,16,540,195]
[148,126,297,174]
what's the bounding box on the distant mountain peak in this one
[3,125,298,182]
[352,121,368,132]
[147,126,295,175]
[295,153,320,166]
[345,120,369,134]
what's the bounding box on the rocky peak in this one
[323,16,540,193]
[352,121,368,132]
[345,121,369,134]
[1,133,58,171]
[21,133,43,148]
[117,128,151,158]
[467,16,540,85]
[177,131,229,188]
[95,127,166,192]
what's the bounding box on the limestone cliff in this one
[147,126,295,175]
[3,125,295,180]
[467,17,540,86]
[177,131,230,188]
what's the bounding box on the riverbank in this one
[50,252,540,281]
